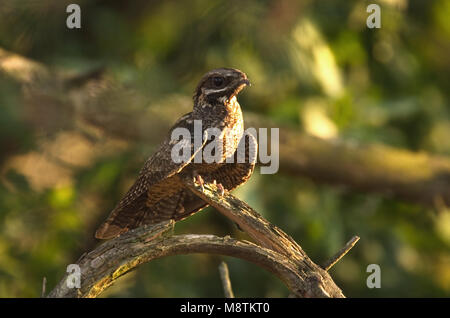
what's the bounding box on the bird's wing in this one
[203,132,258,190]
[136,132,258,228]
[95,112,207,239]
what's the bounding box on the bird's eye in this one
[212,76,224,87]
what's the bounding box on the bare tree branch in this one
[260,121,450,209]
[184,178,307,259]
[183,179,345,298]
[47,182,346,298]
[47,223,343,298]
[218,261,234,298]
[41,277,47,298]
[322,236,360,271]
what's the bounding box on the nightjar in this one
[95,68,257,239]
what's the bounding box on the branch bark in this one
[183,179,344,298]
[48,182,346,298]
[1,47,449,208]
[47,223,343,298]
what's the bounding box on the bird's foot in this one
[213,180,225,196]
[193,172,205,192]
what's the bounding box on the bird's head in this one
[193,68,250,107]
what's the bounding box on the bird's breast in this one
[220,98,244,160]
[192,97,244,165]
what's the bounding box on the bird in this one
[95,68,257,239]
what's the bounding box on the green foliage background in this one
[0,0,449,297]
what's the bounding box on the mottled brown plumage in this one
[95,68,257,239]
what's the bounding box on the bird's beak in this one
[240,78,251,86]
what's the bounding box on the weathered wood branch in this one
[218,261,235,298]
[41,277,47,298]
[48,182,346,298]
[322,236,360,271]
[1,48,449,208]
[265,123,450,209]
[184,180,345,298]
[47,224,343,298]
